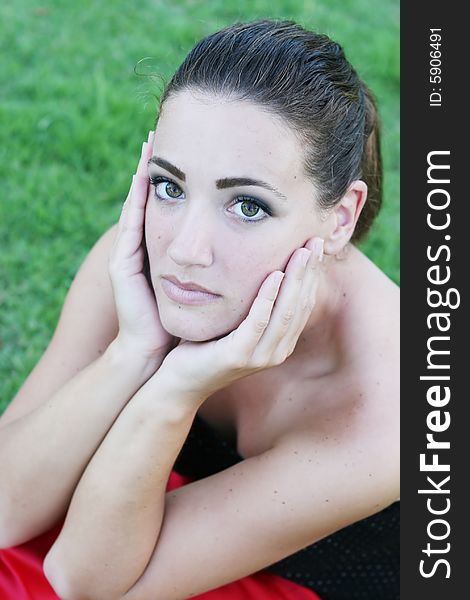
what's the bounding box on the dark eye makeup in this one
[148,175,274,223]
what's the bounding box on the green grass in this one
[0,0,399,414]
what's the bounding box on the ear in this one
[323,180,368,255]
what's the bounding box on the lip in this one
[160,275,221,306]
[162,275,218,294]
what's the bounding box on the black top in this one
[174,413,399,600]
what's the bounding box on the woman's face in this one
[145,90,329,341]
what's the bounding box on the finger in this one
[251,247,310,360]
[120,131,153,205]
[112,137,153,259]
[296,238,323,314]
[116,142,146,242]
[135,130,155,185]
[120,130,155,223]
[115,175,134,240]
[126,131,155,225]
[230,270,285,358]
[273,242,322,358]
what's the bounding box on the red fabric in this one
[0,520,63,599]
[0,470,321,599]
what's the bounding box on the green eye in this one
[240,200,260,218]
[231,196,271,222]
[150,176,272,223]
[165,182,182,198]
[150,176,184,201]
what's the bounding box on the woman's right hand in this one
[108,131,178,366]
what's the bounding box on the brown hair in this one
[156,19,382,242]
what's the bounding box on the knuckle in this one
[250,355,269,370]
[270,352,287,367]
[289,336,302,355]
[254,319,269,334]
[281,309,295,326]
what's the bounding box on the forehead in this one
[155,91,304,183]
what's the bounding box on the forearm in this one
[0,339,162,548]
[44,372,202,600]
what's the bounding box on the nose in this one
[166,205,215,267]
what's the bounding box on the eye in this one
[149,176,184,201]
[229,196,270,223]
[149,176,272,223]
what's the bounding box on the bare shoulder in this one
[350,251,400,422]
[276,251,400,507]
[274,362,400,521]
[0,223,119,427]
[338,246,399,381]
[340,251,399,486]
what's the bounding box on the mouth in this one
[160,275,222,306]
[162,275,217,294]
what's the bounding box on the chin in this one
[159,309,238,343]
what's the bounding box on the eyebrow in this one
[148,156,288,203]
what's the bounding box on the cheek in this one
[223,245,283,305]
[144,200,170,257]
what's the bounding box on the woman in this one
[0,19,399,600]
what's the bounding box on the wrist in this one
[148,367,208,414]
[106,336,165,381]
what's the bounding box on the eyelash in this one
[149,175,273,223]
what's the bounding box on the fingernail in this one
[141,141,147,154]
[147,130,153,142]
[300,249,311,267]
[313,238,324,262]
[273,271,285,289]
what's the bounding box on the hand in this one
[156,238,324,404]
[108,131,178,364]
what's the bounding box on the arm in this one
[1,130,172,548]
[43,240,323,599]
[43,369,202,600]
[44,367,399,600]
[0,338,161,549]
[44,238,398,600]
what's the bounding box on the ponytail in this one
[354,82,383,242]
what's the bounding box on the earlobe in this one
[323,180,368,255]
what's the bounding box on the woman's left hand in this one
[156,237,324,405]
